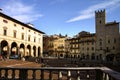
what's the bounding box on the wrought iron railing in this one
[0,67,120,80]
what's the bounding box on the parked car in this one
[10,55,19,59]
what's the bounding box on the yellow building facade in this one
[0,12,44,59]
[44,34,68,58]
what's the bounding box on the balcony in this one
[0,67,120,80]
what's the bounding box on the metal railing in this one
[0,67,120,80]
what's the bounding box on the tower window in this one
[108,40,110,44]
[99,20,101,24]
[99,42,102,46]
[113,46,115,50]
[114,38,116,43]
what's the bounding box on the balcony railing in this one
[0,67,120,80]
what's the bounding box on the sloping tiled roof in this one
[0,12,45,34]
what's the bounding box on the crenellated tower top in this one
[95,9,106,26]
[95,9,106,18]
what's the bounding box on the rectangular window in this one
[92,42,94,45]
[113,46,115,50]
[87,42,89,45]
[4,29,7,36]
[114,38,116,43]
[82,48,84,50]
[87,47,89,51]
[99,41,102,46]
[13,31,17,38]
[91,47,94,50]
[28,35,31,41]
[106,47,109,52]
[34,37,36,42]
[82,43,84,46]
[108,40,110,44]
[21,33,24,40]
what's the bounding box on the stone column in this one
[8,45,11,59]
[24,46,27,56]
[17,47,20,58]
[31,49,33,57]
[36,47,38,57]
[0,44,1,55]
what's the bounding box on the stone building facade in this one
[43,34,68,58]
[66,31,96,60]
[0,11,44,59]
[65,10,120,62]
[95,10,120,61]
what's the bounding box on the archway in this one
[10,42,18,58]
[33,46,36,57]
[27,45,31,56]
[106,54,114,61]
[74,55,77,58]
[1,40,8,58]
[20,44,25,58]
[38,47,41,57]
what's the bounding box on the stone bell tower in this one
[95,9,106,60]
[95,9,106,36]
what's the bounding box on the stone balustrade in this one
[0,67,120,80]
